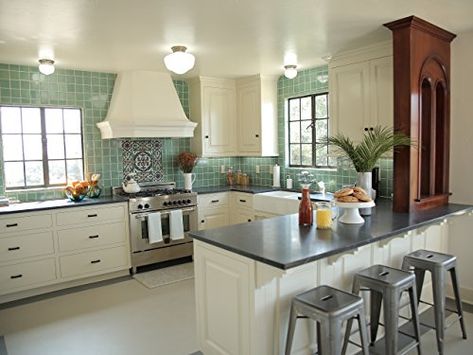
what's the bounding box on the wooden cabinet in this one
[329,42,393,142]
[190,77,237,157]
[190,75,278,157]
[236,75,278,156]
[198,192,230,230]
[0,202,130,302]
[230,192,254,224]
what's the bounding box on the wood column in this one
[384,16,456,212]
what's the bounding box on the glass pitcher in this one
[315,202,333,230]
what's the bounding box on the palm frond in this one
[325,126,413,172]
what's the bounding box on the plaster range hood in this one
[97,71,197,139]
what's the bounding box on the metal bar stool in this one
[402,249,467,355]
[285,285,369,355]
[343,265,422,355]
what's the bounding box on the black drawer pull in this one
[87,214,98,218]
[211,200,219,203]
[8,246,20,251]
[88,235,99,239]
[201,220,205,223]
[10,274,23,279]
[6,223,18,228]
[205,135,209,139]
[239,199,247,203]
[90,259,101,264]
[255,134,259,138]
[247,219,252,222]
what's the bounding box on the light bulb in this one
[164,46,195,75]
[284,65,297,79]
[38,59,55,75]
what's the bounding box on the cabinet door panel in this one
[370,56,393,129]
[238,83,261,153]
[203,86,237,155]
[200,207,229,230]
[330,62,370,142]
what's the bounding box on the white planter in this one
[183,173,196,191]
[357,172,372,216]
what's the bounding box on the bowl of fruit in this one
[65,181,90,202]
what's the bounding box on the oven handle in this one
[133,207,196,219]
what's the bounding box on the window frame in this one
[287,92,332,168]
[0,105,85,190]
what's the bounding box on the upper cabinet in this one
[236,75,278,156]
[329,42,393,142]
[189,77,238,157]
[189,75,278,157]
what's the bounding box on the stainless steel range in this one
[113,182,197,273]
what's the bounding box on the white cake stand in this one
[335,200,376,224]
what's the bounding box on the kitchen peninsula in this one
[190,200,472,355]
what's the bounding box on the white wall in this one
[449,29,473,302]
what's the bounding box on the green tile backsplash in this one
[0,63,393,202]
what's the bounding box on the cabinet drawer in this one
[198,193,229,209]
[232,192,253,209]
[57,222,127,252]
[0,231,54,263]
[56,205,126,226]
[59,246,129,279]
[0,258,57,294]
[0,213,52,235]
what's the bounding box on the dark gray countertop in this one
[193,185,279,194]
[189,199,472,270]
[0,196,128,215]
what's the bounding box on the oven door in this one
[130,206,197,253]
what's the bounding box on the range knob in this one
[144,203,150,209]
[177,200,182,204]
[187,199,192,204]
[163,201,168,206]
[137,204,143,209]
[173,201,177,205]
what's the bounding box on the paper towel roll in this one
[272,164,281,187]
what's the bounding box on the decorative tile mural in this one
[121,139,163,183]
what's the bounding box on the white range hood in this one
[97,71,197,139]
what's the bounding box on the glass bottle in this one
[299,184,313,226]
[315,202,332,229]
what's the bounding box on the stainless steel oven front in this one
[129,206,197,270]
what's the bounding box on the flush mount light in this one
[164,46,195,75]
[284,64,297,79]
[38,59,55,75]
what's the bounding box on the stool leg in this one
[285,302,298,355]
[317,322,322,355]
[319,319,342,355]
[414,269,426,303]
[432,268,446,355]
[450,267,468,339]
[342,278,361,353]
[357,311,370,355]
[408,285,422,354]
[383,290,400,355]
[370,290,383,345]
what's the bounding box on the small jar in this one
[315,202,332,229]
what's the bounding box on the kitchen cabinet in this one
[236,75,278,156]
[0,202,130,303]
[197,192,230,230]
[329,41,393,142]
[230,192,254,224]
[189,77,238,157]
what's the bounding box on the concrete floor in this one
[0,278,472,355]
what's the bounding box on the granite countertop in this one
[0,195,128,215]
[193,185,279,194]
[189,199,472,270]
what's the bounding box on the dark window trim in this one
[0,105,85,190]
[287,92,333,168]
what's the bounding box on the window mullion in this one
[40,108,49,186]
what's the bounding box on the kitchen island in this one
[189,200,472,355]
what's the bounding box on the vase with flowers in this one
[177,151,199,191]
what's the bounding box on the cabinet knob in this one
[247,219,252,222]
[255,134,259,138]
[370,127,374,131]
[364,128,368,132]
[201,219,205,223]
[205,135,209,139]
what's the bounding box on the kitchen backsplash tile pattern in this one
[121,139,164,183]
[0,63,393,202]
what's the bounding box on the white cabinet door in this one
[231,210,254,225]
[237,81,261,154]
[202,85,237,156]
[200,208,229,230]
[329,62,371,142]
[370,56,393,130]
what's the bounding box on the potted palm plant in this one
[326,126,412,215]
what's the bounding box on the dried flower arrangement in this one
[177,151,199,173]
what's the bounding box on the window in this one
[0,106,84,189]
[288,92,332,168]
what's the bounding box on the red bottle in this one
[299,186,313,226]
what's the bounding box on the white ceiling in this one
[0,0,472,78]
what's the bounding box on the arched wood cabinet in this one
[384,16,456,212]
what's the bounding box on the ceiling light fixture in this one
[316,74,328,83]
[164,46,195,75]
[38,59,55,75]
[284,64,297,79]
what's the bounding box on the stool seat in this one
[295,285,363,316]
[404,249,456,269]
[355,264,415,288]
